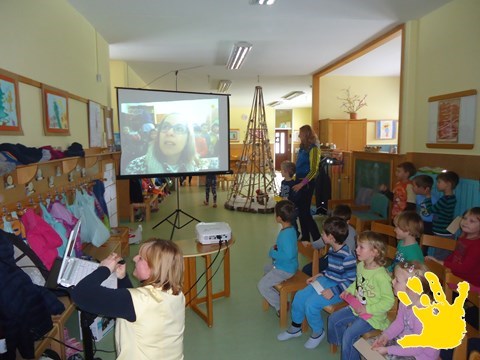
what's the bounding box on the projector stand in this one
[152,177,201,240]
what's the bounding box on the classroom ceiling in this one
[68,0,451,109]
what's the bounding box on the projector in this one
[196,222,232,245]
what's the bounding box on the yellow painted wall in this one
[110,61,146,132]
[402,0,480,154]
[319,76,400,120]
[293,108,312,130]
[0,0,110,149]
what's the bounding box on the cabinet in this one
[318,119,366,151]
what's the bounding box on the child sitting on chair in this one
[371,261,440,360]
[257,200,298,315]
[427,207,480,288]
[327,231,395,360]
[301,204,356,276]
[277,217,356,350]
[388,211,424,272]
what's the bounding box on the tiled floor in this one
[66,181,337,360]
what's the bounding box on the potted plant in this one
[338,88,367,119]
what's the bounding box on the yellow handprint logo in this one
[397,271,469,350]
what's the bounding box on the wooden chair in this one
[371,221,397,247]
[444,271,479,338]
[262,247,326,328]
[420,234,457,285]
[469,351,480,360]
[328,192,390,233]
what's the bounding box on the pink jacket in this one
[21,209,63,270]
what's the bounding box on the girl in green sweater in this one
[327,231,395,360]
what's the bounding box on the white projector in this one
[196,222,232,245]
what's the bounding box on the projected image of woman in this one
[125,113,197,174]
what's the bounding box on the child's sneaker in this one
[304,331,325,349]
[277,328,302,341]
[203,200,209,206]
[213,203,217,208]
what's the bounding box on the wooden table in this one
[175,238,234,327]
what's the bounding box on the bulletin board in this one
[427,89,477,149]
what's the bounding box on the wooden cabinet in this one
[318,119,366,151]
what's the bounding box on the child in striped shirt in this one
[424,170,459,260]
[277,217,356,349]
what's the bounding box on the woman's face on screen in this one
[158,114,188,160]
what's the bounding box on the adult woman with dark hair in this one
[125,113,197,174]
[292,125,321,242]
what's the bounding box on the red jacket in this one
[444,235,480,287]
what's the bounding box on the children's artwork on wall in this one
[427,89,477,149]
[42,85,70,135]
[375,120,397,140]
[229,129,240,142]
[0,68,23,135]
[89,100,104,147]
[105,107,114,149]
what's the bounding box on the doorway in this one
[274,130,291,170]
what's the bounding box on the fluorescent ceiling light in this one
[217,80,232,93]
[251,0,276,4]
[226,42,252,70]
[281,91,305,100]
[267,101,283,107]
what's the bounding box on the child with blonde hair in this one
[327,231,395,360]
[388,211,424,272]
[372,261,440,359]
[71,239,185,359]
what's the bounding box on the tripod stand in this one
[152,177,201,239]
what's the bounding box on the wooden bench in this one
[129,193,159,223]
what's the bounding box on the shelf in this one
[16,164,38,184]
[9,152,119,185]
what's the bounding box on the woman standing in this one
[292,125,321,242]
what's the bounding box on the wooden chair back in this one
[444,271,479,338]
[420,234,457,283]
[371,221,397,247]
[298,245,327,276]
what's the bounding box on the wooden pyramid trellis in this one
[224,86,277,213]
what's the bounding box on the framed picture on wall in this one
[229,129,240,142]
[88,100,104,147]
[42,85,70,135]
[104,107,114,148]
[427,89,477,149]
[375,120,396,140]
[0,68,23,135]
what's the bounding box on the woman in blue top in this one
[292,125,321,242]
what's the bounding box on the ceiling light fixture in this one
[281,91,305,100]
[226,42,252,70]
[267,101,283,107]
[217,80,232,93]
[251,0,276,5]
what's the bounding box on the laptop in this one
[56,221,117,289]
